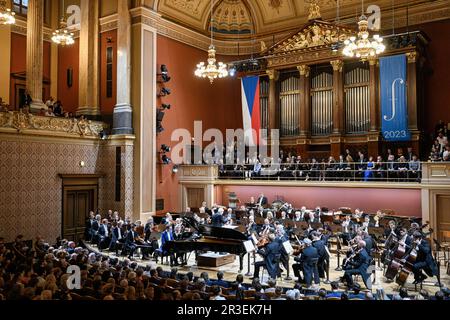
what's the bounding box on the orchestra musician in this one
[260,218,273,236]
[246,215,258,235]
[311,231,329,283]
[342,240,372,290]
[155,225,176,266]
[252,233,281,280]
[275,224,290,279]
[257,193,268,207]
[410,232,439,284]
[292,238,320,288]
[212,207,225,227]
[293,211,302,222]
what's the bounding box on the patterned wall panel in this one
[0,136,134,242]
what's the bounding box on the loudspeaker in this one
[67,68,73,88]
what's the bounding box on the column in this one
[112,0,133,134]
[297,65,310,136]
[77,0,100,117]
[367,56,380,158]
[50,0,59,100]
[131,22,157,222]
[297,65,310,158]
[0,0,11,105]
[368,56,379,132]
[266,69,279,131]
[406,51,418,132]
[330,59,344,134]
[26,0,45,112]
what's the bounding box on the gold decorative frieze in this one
[0,112,106,138]
[406,51,419,63]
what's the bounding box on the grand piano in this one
[164,217,250,272]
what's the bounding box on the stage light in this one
[161,144,171,152]
[158,87,171,96]
[161,104,171,110]
[172,165,179,173]
[162,155,171,164]
[228,66,236,77]
[157,110,165,122]
[161,64,168,75]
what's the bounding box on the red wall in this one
[57,39,79,113]
[10,33,51,105]
[10,33,26,74]
[99,30,117,115]
[417,19,450,134]
[155,35,243,214]
[215,185,422,217]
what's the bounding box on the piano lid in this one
[198,225,248,241]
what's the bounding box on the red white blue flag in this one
[241,76,261,146]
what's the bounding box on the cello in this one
[384,240,408,281]
[395,241,419,286]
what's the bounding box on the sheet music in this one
[282,241,294,254]
[251,234,258,245]
[244,240,256,253]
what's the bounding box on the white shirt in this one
[103,224,108,237]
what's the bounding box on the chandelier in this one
[52,0,74,46]
[342,15,385,60]
[194,0,228,83]
[0,0,15,25]
[52,18,74,46]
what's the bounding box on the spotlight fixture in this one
[172,165,179,173]
[161,104,171,110]
[161,155,172,164]
[160,65,168,75]
[158,87,171,97]
[157,124,164,133]
[228,66,236,77]
[161,144,171,153]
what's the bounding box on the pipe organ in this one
[254,16,427,159]
[279,74,300,137]
[260,77,269,130]
[311,67,333,136]
[344,63,370,133]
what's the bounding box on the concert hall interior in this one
[1,0,450,302]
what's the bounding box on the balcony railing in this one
[217,161,422,183]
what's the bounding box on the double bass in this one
[384,240,408,280]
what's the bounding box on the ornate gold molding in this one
[368,56,378,66]
[406,51,419,64]
[330,59,343,72]
[308,0,322,21]
[266,69,279,81]
[0,112,106,138]
[297,65,311,77]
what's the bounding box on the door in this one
[63,189,94,242]
[436,195,450,242]
[186,187,204,209]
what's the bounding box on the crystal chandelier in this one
[52,0,74,46]
[194,0,228,83]
[342,0,385,61]
[52,19,75,46]
[0,0,15,25]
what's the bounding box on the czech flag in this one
[241,76,261,146]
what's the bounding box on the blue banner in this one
[379,54,410,141]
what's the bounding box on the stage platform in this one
[83,242,449,295]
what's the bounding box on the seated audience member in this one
[212,271,229,288]
[325,281,342,299]
[210,286,226,300]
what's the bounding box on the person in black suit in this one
[109,221,125,253]
[85,211,96,241]
[411,232,439,284]
[292,238,320,287]
[343,240,372,290]
[211,208,225,227]
[123,224,137,259]
[97,219,110,250]
[356,152,367,180]
[311,231,329,283]
[253,233,281,280]
[257,193,268,207]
